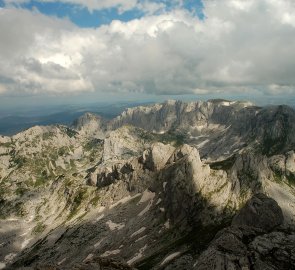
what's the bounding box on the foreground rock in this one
[8,257,135,270]
[232,193,284,231]
[194,194,295,270]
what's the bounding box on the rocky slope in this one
[195,193,295,270]
[0,99,295,269]
[109,100,295,160]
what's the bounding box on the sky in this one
[0,0,295,109]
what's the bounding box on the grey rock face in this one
[103,126,148,161]
[71,100,295,161]
[232,193,284,231]
[195,228,250,270]
[107,100,295,160]
[250,231,295,269]
[195,194,290,270]
[140,143,175,171]
[109,100,252,134]
[268,151,295,183]
[72,112,107,138]
[10,256,136,270]
[254,105,295,156]
[160,145,208,225]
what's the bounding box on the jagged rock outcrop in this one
[106,100,295,160]
[139,143,175,171]
[227,152,271,200]
[69,100,295,161]
[159,145,211,225]
[268,151,295,182]
[232,193,283,231]
[72,113,106,138]
[87,141,175,190]
[254,105,295,156]
[109,100,252,134]
[194,194,291,270]
[103,126,148,162]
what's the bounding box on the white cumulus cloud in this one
[0,0,295,97]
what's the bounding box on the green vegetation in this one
[0,210,8,219]
[205,181,228,200]
[237,168,257,183]
[34,174,47,188]
[73,188,88,206]
[34,199,48,221]
[139,129,187,147]
[15,187,28,196]
[65,127,78,138]
[67,188,88,220]
[0,200,11,219]
[15,202,27,217]
[83,138,103,152]
[58,146,68,156]
[0,142,13,147]
[13,156,27,168]
[31,137,40,147]
[70,159,76,170]
[286,173,295,184]
[223,200,236,216]
[138,130,154,142]
[32,222,46,234]
[89,194,101,207]
[273,171,283,183]
[157,131,186,147]
[0,186,6,198]
[270,168,295,187]
[286,173,295,186]
[42,132,54,141]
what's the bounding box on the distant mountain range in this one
[0,101,153,136]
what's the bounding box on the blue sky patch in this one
[0,0,204,28]
[21,1,145,28]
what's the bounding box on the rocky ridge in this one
[0,99,294,269]
[195,193,295,270]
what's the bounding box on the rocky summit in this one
[0,99,295,270]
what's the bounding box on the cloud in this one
[137,1,166,15]
[0,0,295,97]
[0,8,90,95]
[265,84,295,96]
[0,84,7,94]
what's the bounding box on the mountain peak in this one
[72,112,106,138]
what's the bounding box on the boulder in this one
[232,193,283,232]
